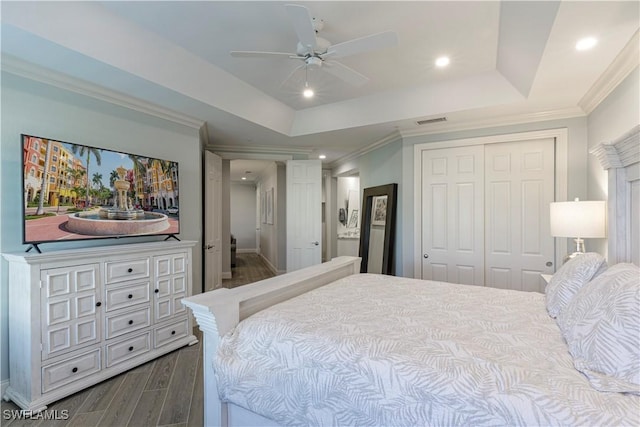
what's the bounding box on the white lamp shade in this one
[550,200,606,238]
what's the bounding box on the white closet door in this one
[420,146,485,285]
[484,138,555,292]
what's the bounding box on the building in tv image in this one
[22,134,180,244]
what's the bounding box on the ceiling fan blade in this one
[280,64,306,89]
[323,61,369,87]
[230,51,298,59]
[327,31,398,59]
[285,4,318,51]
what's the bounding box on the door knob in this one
[546,261,553,267]
[205,244,214,250]
[423,254,429,259]
[312,241,319,246]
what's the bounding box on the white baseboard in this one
[1,379,9,399]
[237,248,257,254]
[258,253,278,276]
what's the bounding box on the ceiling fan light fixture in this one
[303,81,314,98]
[435,56,450,68]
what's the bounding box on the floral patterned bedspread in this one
[215,274,639,426]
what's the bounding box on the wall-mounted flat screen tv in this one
[22,134,180,247]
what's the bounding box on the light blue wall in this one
[335,138,404,274]
[0,72,203,383]
[231,182,258,251]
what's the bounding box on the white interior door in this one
[286,160,322,271]
[204,151,222,291]
[420,146,485,285]
[485,138,556,292]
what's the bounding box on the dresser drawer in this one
[105,258,149,284]
[106,332,151,368]
[42,349,101,393]
[105,307,150,339]
[105,282,150,312]
[154,318,189,349]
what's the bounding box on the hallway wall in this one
[230,182,258,251]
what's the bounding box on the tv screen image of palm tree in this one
[22,135,179,243]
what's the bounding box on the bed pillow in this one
[557,263,640,394]
[545,252,607,318]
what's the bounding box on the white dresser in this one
[2,240,198,411]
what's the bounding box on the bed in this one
[183,127,640,427]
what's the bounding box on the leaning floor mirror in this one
[358,183,398,275]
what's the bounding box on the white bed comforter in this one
[215,274,639,426]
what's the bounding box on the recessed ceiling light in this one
[435,56,450,68]
[318,154,326,159]
[241,177,247,180]
[576,37,597,51]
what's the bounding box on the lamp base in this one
[562,238,586,263]
[563,251,586,263]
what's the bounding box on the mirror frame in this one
[358,183,398,275]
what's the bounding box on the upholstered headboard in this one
[591,125,640,265]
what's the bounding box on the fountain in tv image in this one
[23,135,180,244]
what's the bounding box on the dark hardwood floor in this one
[2,253,274,427]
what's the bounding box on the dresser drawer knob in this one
[72,367,78,373]
[128,294,133,299]
[171,330,176,335]
[128,320,134,325]
[96,302,102,307]
[154,289,159,294]
[127,268,133,273]
[129,346,134,352]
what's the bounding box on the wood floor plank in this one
[66,410,105,427]
[145,350,179,391]
[186,347,204,427]
[128,358,155,374]
[127,389,167,427]
[76,374,125,413]
[41,387,93,427]
[0,405,39,427]
[222,253,275,288]
[96,371,150,427]
[1,399,20,427]
[156,346,199,425]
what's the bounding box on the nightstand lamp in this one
[550,198,606,262]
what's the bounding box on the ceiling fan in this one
[230,4,398,88]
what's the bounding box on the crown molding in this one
[199,124,211,147]
[204,143,312,157]
[328,106,582,169]
[398,107,584,139]
[328,130,402,170]
[579,30,639,115]
[1,55,204,130]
